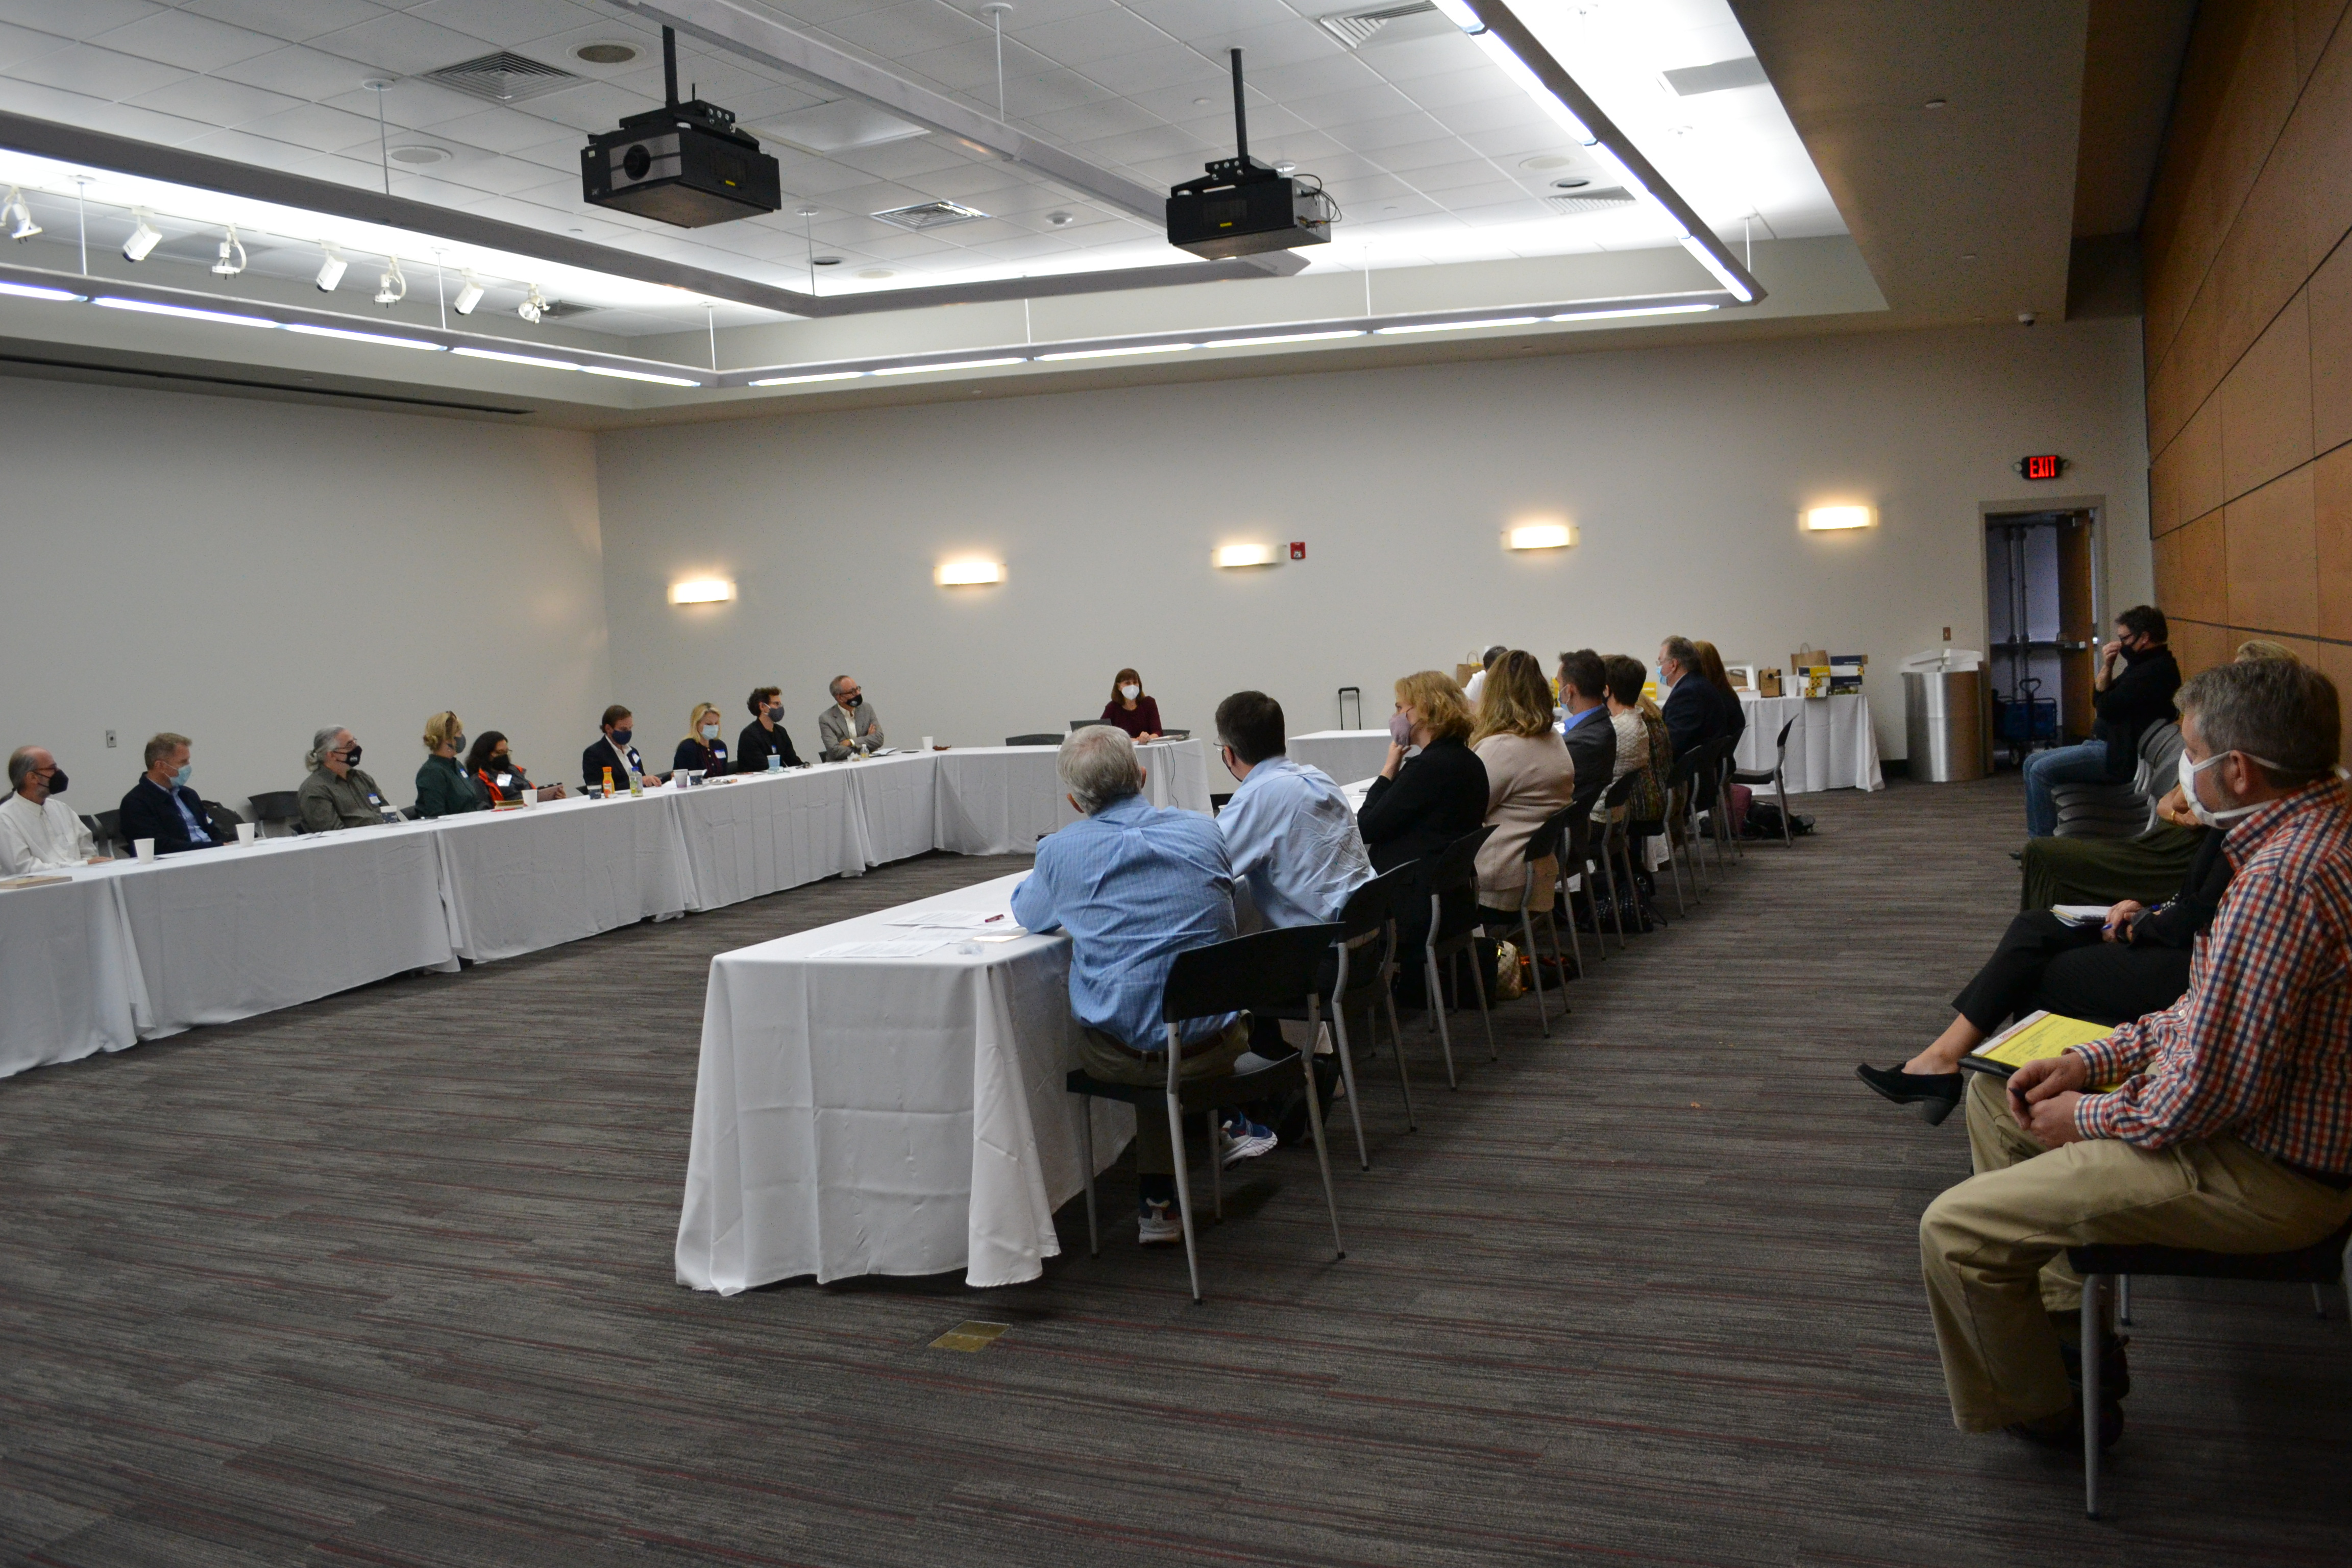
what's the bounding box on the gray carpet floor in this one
[4,774,2347,1566]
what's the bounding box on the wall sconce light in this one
[1213,543,1279,568]
[1803,505,1875,531]
[936,559,1003,585]
[1504,522,1576,550]
[668,578,735,604]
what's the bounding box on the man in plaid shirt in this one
[1921,658,2351,1444]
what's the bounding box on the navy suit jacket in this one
[1661,678,1715,760]
[117,777,224,854]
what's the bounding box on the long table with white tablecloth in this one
[1734,692,1883,793]
[0,740,1214,1082]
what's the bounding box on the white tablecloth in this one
[0,874,146,1077]
[1735,693,1884,793]
[1292,730,1395,789]
[931,739,1212,854]
[669,768,868,913]
[435,790,692,963]
[675,871,1130,1292]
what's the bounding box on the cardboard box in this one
[1754,666,1783,697]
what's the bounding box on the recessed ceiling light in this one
[857,268,895,279]
[1046,210,1075,227]
[1551,177,1590,190]
[1520,154,1577,170]
[387,145,450,166]
[1273,160,1297,175]
[1924,97,1948,109]
[1193,96,1215,106]
[1962,252,1977,261]
[575,42,639,65]
[813,255,843,266]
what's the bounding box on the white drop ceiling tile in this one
[1426,180,1536,212]
[211,43,379,102]
[1123,0,1284,36]
[492,80,646,134]
[1239,52,1382,104]
[1434,94,1556,138]
[828,137,978,182]
[815,3,977,61]
[897,160,1036,203]
[1248,128,1348,164]
[127,72,301,127]
[973,179,1095,217]
[1373,135,1481,173]
[407,0,590,49]
[1392,63,1507,111]
[1455,120,1574,162]
[1007,7,1177,68]
[416,105,571,154]
[778,160,898,199]
[1075,122,1209,167]
[1281,80,1421,129]
[174,126,321,169]
[9,40,186,101]
[1401,158,1515,195]
[893,35,1060,94]
[1317,109,1451,152]
[1354,30,1485,81]
[1285,151,1390,185]
[717,81,830,120]
[0,20,67,72]
[1021,95,1162,143]
[182,0,389,44]
[990,0,1125,30]
[305,11,500,76]
[1177,21,1331,70]
[0,0,159,42]
[1319,172,1419,204]
[1076,44,1228,97]
[94,10,279,72]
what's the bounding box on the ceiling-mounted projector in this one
[581,26,781,227]
[1166,49,1335,260]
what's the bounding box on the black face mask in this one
[341,744,362,767]
[766,704,783,721]
[493,753,511,769]
[845,693,863,709]
[43,769,65,797]
[610,727,633,747]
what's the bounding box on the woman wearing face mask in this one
[1099,668,1163,740]
[464,732,558,804]
[415,711,491,819]
[675,702,731,777]
[1358,671,1489,1001]
[736,686,804,772]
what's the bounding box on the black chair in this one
[1591,770,1647,953]
[1626,805,1682,918]
[1511,802,1583,1037]
[1709,737,1745,862]
[1066,924,1346,1303]
[1548,794,1596,978]
[203,799,245,833]
[2067,1217,2352,1519]
[1730,715,1799,847]
[91,808,131,857]
[1068,718,1117,733]
[1419,827,1497,1087]
[1663,750,1709,899]
[1005,733,1063,746]
[1263,864,1420,1169]
[248,790,303,838]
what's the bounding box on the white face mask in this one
[2177,750,2273,827]
[1120,684,1140,701]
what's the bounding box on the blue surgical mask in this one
[701,722,720,740]
[173,764,191,789]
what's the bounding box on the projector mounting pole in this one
[663,26,680,108]
[1229,49,1247,164]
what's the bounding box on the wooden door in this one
[2054,511,2097,740]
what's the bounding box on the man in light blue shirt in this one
[1011,726,1276,1243]
[1214,690,1372,929]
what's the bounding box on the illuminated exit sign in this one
[2016,454,2067,481]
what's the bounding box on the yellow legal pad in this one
[1960,1010,2114,1077]
[929,1321,1010,1353]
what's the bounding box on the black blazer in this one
[2093,646,2182,781]
[582,737,651,790]
[2132,828,2230,949]
[736,719,804,773]
[673,737,729,776]
[1716,681,1748,743]
[118,777,223,854]
[1561,708,1617,802]
[1357,737,1489,874]
[1661,677,1715,759]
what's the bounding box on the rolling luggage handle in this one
[1338,685,1361,730]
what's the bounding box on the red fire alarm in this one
[1289,541,1306,560]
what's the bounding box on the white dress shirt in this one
[0,791,98,873]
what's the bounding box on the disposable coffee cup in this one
[922,736,934,752]
[134,838,158,863]
[522,788,539,807]
[767,754,781,771]
[235,822,257,846]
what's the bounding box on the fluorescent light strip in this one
[0,279,83,302]
[750,371,868,386]
[1680,235,1757,303]
[452,346,582,372]
[1198,329,1368,348]
[282,322,444,351]
[1550,302,1720,322]
[1466,28,1595,143]
[93,296,275,329]
[1036,342,1197,361]
[870,356,1027,376]
[1373,315,1543,335]
[582,364,702,386]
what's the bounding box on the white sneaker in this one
[1137,1197,1183,1245]
[1219,1116,1278,1166]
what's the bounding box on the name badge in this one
[366,793,383,804]
[496,773,513,788]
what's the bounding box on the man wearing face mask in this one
[118,732,225,854]
[818,675,883,761]
[298,727,399,831]
[0,745,107,872]
[2022,604,2181,838]
[736,686,805,773]
[1919,657,2351,1450]
[582,705,654,792]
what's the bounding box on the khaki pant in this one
[1920,1072,2352,1431]
[1077,1020,1253,1175]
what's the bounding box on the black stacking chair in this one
[247,790,303,838]
[1625,788,1682,919]
[1419,827,1497,1086]
[1068,719,1117,732]
[203,800,244,836]
[1006,733,1063,746]
[1548,794,1596,980]
[1066,924,1345,1303]
[90,808,131,857]
[1709,737,1744,862]
[1663,750,1708,898]
[1730,715,1799,847]
[1510,801,1583,1037]
[1263,863,1420,1169]
[1591,770,1645,952]
[2067,1217,2352,1518]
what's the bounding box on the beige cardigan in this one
[1472,731,1577,910]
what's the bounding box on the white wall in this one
[0,379,610,817]
[596,320,2151,763]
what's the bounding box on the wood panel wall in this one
[2143,0,2352,751]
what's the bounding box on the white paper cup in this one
[922,736,934,752]
[522,788,539,806]
[134,838,157,863]
[236,822,257,845]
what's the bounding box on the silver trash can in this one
[1904,668,1990,782]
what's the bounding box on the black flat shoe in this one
[1855,1063,1965,1124]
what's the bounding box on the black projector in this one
[580,28,780,228]
[1166,50,1333,261]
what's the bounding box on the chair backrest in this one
[1335,865,1403,940]
[2134,721,2184,793]
[1523,800,1581,865]
[1428,825,1492,894]
[1161,923,1341,1022]
[248,790,301,824]
[1005,733,1063,747]
[1773,714,1798,753]
[93,808,127,854]
[1601,769,1640,810]
[204,799,245,829]
[1070,718,1116,733]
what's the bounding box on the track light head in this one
[122,211,160,262]
[452,269,484,315]
[210,224,246,277]
[315,242,346,291]
[517,283,546,325]
[374,256,407,307]
[4,188,38,242]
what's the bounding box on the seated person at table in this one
[1555,648,1616,802]
[2021,604,2181,839]
[298,728,398,832]
[1359,671,1489,985]
[1918,658,2351,1449]
[736,687,805,773]
[1101,668,1164,740]
[1215,689,1371,929]
[0,745,107,871]
[118,732,225,855]
[464,731,559,803]
[673,702,729,778]
[818,676,883,760]
[1603,654,1674,823]
[1657,635,1723,760]
[1462,644,1507,707]
[1471,651,1577,946]
[1010,727,1278,1244]
[582,705,654,792]
[1857,829,2230,1122]
[415,711,489,819]
[1692,641,1748,745]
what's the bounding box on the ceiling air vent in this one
[538,299,594,318]
[1315,2,1442,47]
[1546,186,1634,215]
[871,200,989,231]
[423,51,581,105]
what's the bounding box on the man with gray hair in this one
[297,727,399,832]
[1919,658,2350,1449]
[1011,725,1280,1244]
[0,745,105,872]
[818,675,883,761]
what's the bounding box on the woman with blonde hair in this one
[414,710,489,818]
[1467,651,1576,962]
[674,701,730,777]
[1359,669,1489,995]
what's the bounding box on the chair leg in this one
[1561,873,1585,974]
[1613,837,1643,933]
[1079,1095,1099,1258]
[1425,946,1458,1088]
[1520,908,1549,1037]
[1465,943,1497,1061]
[2313,1283,2329,1320]
[1599,835,1628,952]
[1538,908,1568,1006]
[1662,838,1688,917]
[1329,1003,1369,1171]
[1209,1108,1223,1221]
[1776,772,1792,847]
[2082,1273,2105,1518]
[1302,1000,1345,1259]
[2116,1273,2131,1325]
[1383,982,1417,1128]
[1167,1092,1202,1304]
